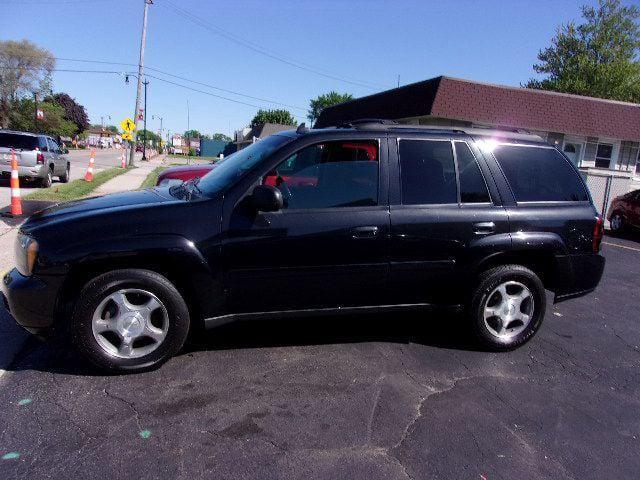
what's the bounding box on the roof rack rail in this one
[339,118,398,129]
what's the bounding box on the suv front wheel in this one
[71,269,190,373]
[469,265,546,351]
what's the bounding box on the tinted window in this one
[455,142,490,203]
[493,145,589,202]
[269,140,379,209]
[47,138,59,153]
[399,140,457,205]
[0,133,38,150]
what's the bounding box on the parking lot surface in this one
[0,235,638,479]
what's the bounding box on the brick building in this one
[316,76,640,175]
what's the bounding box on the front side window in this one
[493,145,589,202]
[268,140,379,209]
[455,142,491,203]
[399,140,457,205]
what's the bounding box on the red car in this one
[607,189,640,232]
[156,164,217,186]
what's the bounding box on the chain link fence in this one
[580,169,633,227]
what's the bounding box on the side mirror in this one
[252,184,283,212]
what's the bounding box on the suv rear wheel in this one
[59,163,70,183]
[71,269,190,373]
[469,265,546,351]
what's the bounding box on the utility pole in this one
[129,0,152,167]
[187,99,190,132]
[142,79,149,161]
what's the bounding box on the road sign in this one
[36,109,44,120]
[122,132,133,141]
[121,118,136,132]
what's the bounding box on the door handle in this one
[473,222,495,235]
[351,226,379,239]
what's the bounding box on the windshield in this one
[197,135,292,196]
[0,133,39,150]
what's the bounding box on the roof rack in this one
[339,118,398,130]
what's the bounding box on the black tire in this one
[469,264,546,351]
[71,269,190,373]
[609,211,625,232]
[59,163,70,183]
[40,168,53,188]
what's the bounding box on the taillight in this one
[592,216,604,253]
[36,153,44,164]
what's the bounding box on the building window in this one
[595,143,613,169]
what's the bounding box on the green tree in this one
[184,129,202,138]
[212,133,231,142]
[0,39,55,128]
[9,98,76,137]
[308,91,354,125]
[136,129,161,147]
[251,109,297,127]
[526,0,640,102]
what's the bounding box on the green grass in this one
[139,165,169,189]
[24,167,134,202]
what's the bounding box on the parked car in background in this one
[0,130,70,187]
[2,121,605,373]
[156,163,217,186]
[607,189,640,232]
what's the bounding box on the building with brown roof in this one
[316,76,640,174]
[234,123,296,150]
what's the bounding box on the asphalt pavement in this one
[0,233,638,479]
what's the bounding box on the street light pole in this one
[129,0,152,167]
[142,80,149,161]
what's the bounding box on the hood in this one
[23,188,180,229]
[158,164,217,182]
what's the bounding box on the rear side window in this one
[0,133,39,151]
[493,145,589,202]
[455,142,491,203]
[399,140,457,205]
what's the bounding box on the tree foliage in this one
[212,133,232,142]
[50,93,90,133]
[136,129,161,146]
[184,129,202,138]
[251,109,297,127]
[0,39,55,128]
[9,99,76,137]
[527,0,640,102]
[308,91,354,124]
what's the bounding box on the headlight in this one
[15,233,39,276]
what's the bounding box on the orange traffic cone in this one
[85,149,96,182]
[120,151,126,169]
[9,149,23,216]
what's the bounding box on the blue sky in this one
[3,0,634,137]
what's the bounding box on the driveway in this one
[0,236,638,479]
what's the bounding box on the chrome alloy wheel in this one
[483,281,534,339]
[91,289,169,359]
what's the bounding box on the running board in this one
[203,302,463,329]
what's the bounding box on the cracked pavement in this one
[0,236,639,479]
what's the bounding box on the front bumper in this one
[0,164,47,179]
[2,268,62,336]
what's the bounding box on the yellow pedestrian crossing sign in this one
[122,132,133,141]
[121,118,136,132]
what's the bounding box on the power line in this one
[54,57,307,111]
[0,65,306,118]
[158,0,390,91]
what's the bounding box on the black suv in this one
[2,121,605,372]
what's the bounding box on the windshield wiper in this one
[185,177,203,198]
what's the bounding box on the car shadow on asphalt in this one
[4,309,481,377]
[605,230,640,245]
